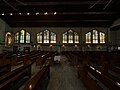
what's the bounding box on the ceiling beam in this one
[1,12,120,15]
[0,1,109,6]
[8,20,112,23]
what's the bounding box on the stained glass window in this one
[15,32,19,43]
[62,30,79,44]
[37,32,42,43]
[86,32,91,43]
[51,32,56,43]
[85,30,105,44]
[44,30,49,43]
[74,32,79,43]
[15,29,31,44]
[63,32,67,43]
[93,30,98,43]
[100,32,105,43]
[20,30,25,43]
[68,30,73,43]
[26,32,30,43]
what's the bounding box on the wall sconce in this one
[50,44,53,48]
[87,45,91,48]
[62,44,65,48]
[75,45,78,48]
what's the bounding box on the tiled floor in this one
[47,55,87,90]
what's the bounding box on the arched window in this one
[20,30,25,43]
[51,32,56,43]
[93,30,98,43]
[37,32,42,43]
[5,32,12,46]
[68,30,73,43]
[63,32,67,43]
[62,30,79,44]
[14,29,31,44]
[15,32,19,43]
[44,30,49,43]
[85,30,105,44]
[74,32,79,43]
[37,30,56,44]
[86,32,91,43]
[100,32,105,43]
[26,32,30,43]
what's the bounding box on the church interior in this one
[0,0,120,90]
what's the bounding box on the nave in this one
[47,55,86,90]
[0,51,120,90]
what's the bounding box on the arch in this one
[36,30,57,44]
[62,29,79,44]
[85,29,106,44]
[92,30,98,43]
[15,32,19,43]
[14,29,31,44]
[20,30,25,43]
[99,32,105,43]
[26,32,30,43]
[85,32,91,43]
[50,32,56,43]
[74,32,79,43]
[62,31,67,43]
[5,32,12,46]
[44,30,49,43]
[37,32,42,43]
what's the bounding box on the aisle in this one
[47,55,87,90]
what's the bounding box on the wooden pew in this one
[78,68,102,90]
[21,62,50,90]
[0,64,11,77]
[0,62,32,90]
[64,51,78,66]
[86,65,120,90]
[0,54,11,76]
[36,51,56,66]
[95,61,120,84]
[11,51,44,66]
[109,66,120,74]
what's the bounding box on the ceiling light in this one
[44,12,48,15]
[27,13,30,15]
[19,13,21,15]
[2,13,4,15]
[10,13,13,15]
[54,12,57,15]
[36,12,39,15]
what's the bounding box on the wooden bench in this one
[109,66,120,74]
[11,51,44,66]
[78,68,102,90]
[21,62,50,90]
[0,54,11,76]
[0,62,32,90]
[36,51,56,66]
[86,65,120,90]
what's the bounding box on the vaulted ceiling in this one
[0,0,120,27]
